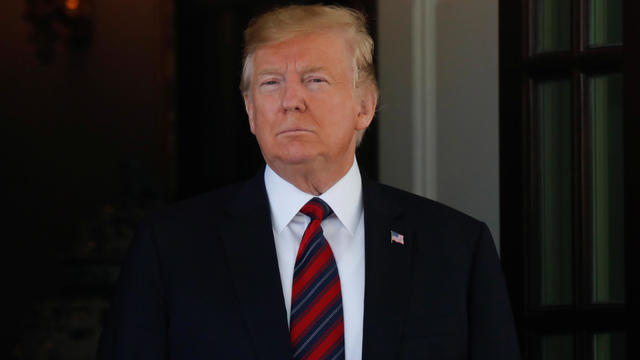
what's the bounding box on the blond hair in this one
[240,4,377,96]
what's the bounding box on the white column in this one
[378,0,501,249]
[378,0,438,199]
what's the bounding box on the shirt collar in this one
[264,159,363,235]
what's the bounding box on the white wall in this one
[378,0,501,249]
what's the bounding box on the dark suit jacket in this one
[98,172,520,359]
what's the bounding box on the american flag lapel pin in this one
[390,230,404,245]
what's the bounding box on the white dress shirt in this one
[264,160,365,360]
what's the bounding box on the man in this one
[99,5,520,360]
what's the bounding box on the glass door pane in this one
[594,332,626,360]
[541,334,575,360]
[534,0,571,53]
[589,0,623,47]
[590,74,625,304]
[537,79,573,306]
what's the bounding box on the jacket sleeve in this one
[468,223,521,359]
[97,218,168,360]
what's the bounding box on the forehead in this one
[252,32,353,73]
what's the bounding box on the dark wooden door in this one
[499,0,639,359]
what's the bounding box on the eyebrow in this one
[255,65,329,77]
[299,66,327,74]
[256,68,284,77]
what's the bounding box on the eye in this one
[260,79,279,87]
[307,77,327,84]
[304,76,328,89]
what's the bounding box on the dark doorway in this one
[2,1,378,358]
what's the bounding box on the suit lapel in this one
[220,172,292,359]
[361,177,414,359]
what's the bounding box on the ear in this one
[243,92,256,134]
[355,87,377,130]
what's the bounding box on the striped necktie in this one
[290,197,345,360]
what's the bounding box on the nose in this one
[281,80,307,112]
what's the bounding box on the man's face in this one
[244,31,374,173]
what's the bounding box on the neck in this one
[268,157,354,195]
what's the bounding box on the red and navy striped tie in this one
[290,197,345,360]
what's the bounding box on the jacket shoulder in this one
[141,180,249,231]
[372,182,484,229]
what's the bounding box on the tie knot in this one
[300,197,333,221]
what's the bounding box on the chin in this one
[274,146,320,165]
[277,153,317,165]
[269,140,315,160]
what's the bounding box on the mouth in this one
[278,128,314,136]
